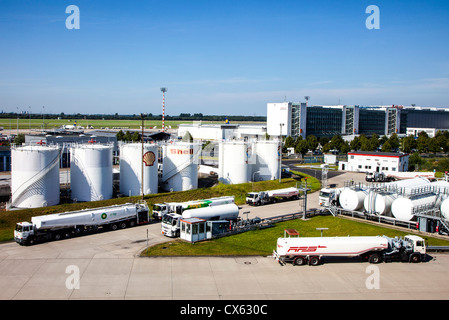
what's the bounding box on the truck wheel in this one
[54,233,61,241]
[293,256,306,266]
[309,256,320,266]
[119,222,127,229]
[369,253,382,264]
[410,253,421,263]
[129,220,135,227]
[110,224,118,231]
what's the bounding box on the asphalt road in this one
[1,171,449,301]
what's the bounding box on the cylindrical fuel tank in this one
[391,194,441,221]
[339,188,368,211]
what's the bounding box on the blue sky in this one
[1,0,448,116]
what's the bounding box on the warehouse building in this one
[338,151,409,173]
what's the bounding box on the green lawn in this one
[141,215,449,257]
[0,118,255,131]
[0,173,313,243]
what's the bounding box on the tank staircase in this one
[8,149,61,209]
[161,148,201,183]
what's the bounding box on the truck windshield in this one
[15,224,23,232]
[319,191,330,197]
[153,205,164,211]
[246,194,257,198]
[162,215,178,226]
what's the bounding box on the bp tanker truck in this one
[14,201,150,245]
[273,232,426,266]
[152,196,235,219]
[161,203,240,237]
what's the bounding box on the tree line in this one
[283,131,449,156]
[283,130,449,171]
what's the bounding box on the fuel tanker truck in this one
[152,196,235,219]
[161,203,240,237]
[14,201,150,245]
[273,232,426,266]
[246,187,300,206]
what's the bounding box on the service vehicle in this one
[273,232,426,266]
[14,201,150,245]
[365,172,395,182]
[161,203,239,237]
[318,187,342,207]
[246,187,299,206]
[152,196,235,219]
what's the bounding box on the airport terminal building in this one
[267,102,449,138]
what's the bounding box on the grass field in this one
[0,173,314,243]
[0,118,256,132]
[141,215,449,257]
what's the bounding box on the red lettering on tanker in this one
[287,246,327,253]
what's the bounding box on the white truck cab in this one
[14,222,34,245]
[161,213,182,237]
[319,188,341,207]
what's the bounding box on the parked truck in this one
[161,203,240,237]
[246,187,300,206]
[14,201,150,245]
[318,187,342,207]
[152,196,235,219]
[365,172,395,182]
[273,233,426,266]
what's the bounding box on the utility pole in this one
[141,113,147,201]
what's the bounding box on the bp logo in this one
[101,213,107,219]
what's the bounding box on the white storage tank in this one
[218,141,249,184]
[70,144,113,202]
[162,142,200,192]
[253,140,280,181]
[431,180,449,220]
[339,187,368,211]
[364,177,432,215]
[391,194,442,221]
[11,145,60,208]
[120,143,158,196]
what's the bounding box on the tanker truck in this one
[14,201,150,245]
[246,187,299,206]
[273,232,426,266]
[161,203,240,237]
[152,196,235,219]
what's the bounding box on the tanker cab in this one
[152,204,167,219]
[14,222,34,244]
[319,189,332,206]
[405,235,426,255]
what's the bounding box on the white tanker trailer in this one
[14,201,150,245]
[161,203,240,237]
[273,233,426,266]
[364,177,432,216]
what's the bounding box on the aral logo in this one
[101,213,107,219]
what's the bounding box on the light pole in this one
[140,113,147,201]
[160,87,167,132]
